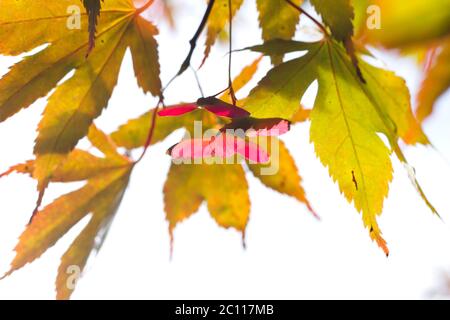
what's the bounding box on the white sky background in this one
[0,0,450,299]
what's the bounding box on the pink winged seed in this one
[158,104,198,116]
[158,97,251,119]
[168,134,269,163]
[246,119,290,137]
[167,139,212,159]
[203,104,250,118]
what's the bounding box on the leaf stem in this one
[284,0,329,37]
[136,0,155,14]
[190,66,205,97]
[135,96,164,164]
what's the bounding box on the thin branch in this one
[284,0,329,36]
[177,0,216,77]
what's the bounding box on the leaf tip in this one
[370,228,389,257]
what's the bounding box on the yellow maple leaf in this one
[0,0,161,192]
[164,163,250,241]
[1,125,132,300]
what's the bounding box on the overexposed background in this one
[0,0,449,299]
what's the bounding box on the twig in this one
[177,0,216,77]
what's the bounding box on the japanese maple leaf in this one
[243,38,438,255]
[0,0,161,194]
[1,125,133,300]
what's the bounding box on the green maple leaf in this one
[244,38,437,254]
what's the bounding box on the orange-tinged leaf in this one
[88,124,125,161]
[3,167,131,280]
[5,126,131,183]
[256,0,303,65]
[163,163,250,240]
[291,106,310,123]
[0,161,34,178]
[56,214,105,300]
[416,41,450,123]
[2,127,132,299]
[0,152,119,182]
[55,170,129,300]
[32,150,128,183]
